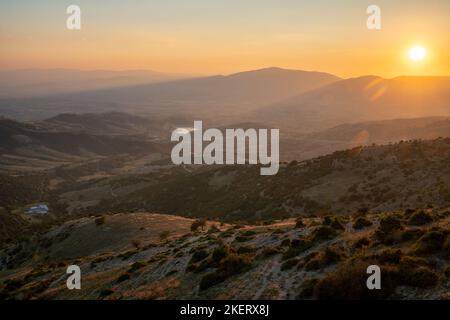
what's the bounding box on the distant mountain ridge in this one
[0,67,340,122]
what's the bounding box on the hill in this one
[254,76,450,132]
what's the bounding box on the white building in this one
[26,204,49,215]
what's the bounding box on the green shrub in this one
[190,249,209,264]
[353,237,370,248]
[378,215,403,234]
[413,230,447,255]
[353,217,372,230]
[376,249,402,264]
[199,254,253,290]
[314,261,397,299]
[401,266,439,288]
[99,288,114,298]
[117,272,131,283]
[297,278,319,299]
[237,245,256,254]
[94,216,105,226]
[281,258,299,271]
[282,239,312,260]
[212,245,229,263]
[408,211,433,226]
[310,226,338,243]
[129,261,146,272]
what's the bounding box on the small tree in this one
[191,219,207,232]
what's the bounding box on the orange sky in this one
[1,1,449,78]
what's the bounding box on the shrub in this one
[159,231,170,241]
[236,245,256,254]
[282,239,312,260]
[258,246,282,258]
[413,230,447,255]
[94,216,105,226]
[353,217,372,230]
[199,254,253,290]
[295,218,305,228]
[281,258,299,271]
[117,272,131,283]
[131,240,141,248]
[354,237,370,248]
[129,261,146,272]
[378,215,403,234]
[211,246,229,263]
[303,247,342,271]
[401,266,439,288]
[207,225,220,234]
[376,249,401,264]
[400,228,425,242]
[314,261,397,299]
[297,279,319,299]
[310,226,338,243]
[190,249,209,264]
[408,210,433,226]
[191,219,206,232]
[99,288,114,298]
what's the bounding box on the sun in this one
[409,45,426,62]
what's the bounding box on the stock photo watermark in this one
[171,121,280,175]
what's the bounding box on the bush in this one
[310,226,338,243]
[401,266,439,288]
[295,218,305,228]
[94,216,105,226]
[353,217,372,230]
[314,261,397,299]
[408,211,433,226]
[281,258,299,271]
[297,279,319,299]
[378,215,403,234]
[211,246,229,263]
[413,230,447,255]
[129,261,146,272]
[353,237,370,248]
[159,231,170,241]
[207,225,220,234]
[191,219,206,232]
[236,245,256,254]
[375,249,401,264]
[303,247,342,271]
[99,288,115,298]
[282,239,312,260]
[117,272,131,283]
[199,254,253,290]
[190,249,209,264]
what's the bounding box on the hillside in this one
[1,211,448,300]
[254,76,450,132]
[83,138,450,222]
[0,117,170,173]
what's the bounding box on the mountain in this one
[0,69,185,98]
[0,68,340,122]
[254,76,450,132]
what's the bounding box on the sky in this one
[0,0,449,78]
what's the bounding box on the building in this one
[26,204,49,215]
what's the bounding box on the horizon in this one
[1,66,449,80]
